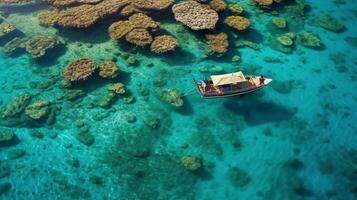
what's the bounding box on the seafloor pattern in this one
[0,0,356,199]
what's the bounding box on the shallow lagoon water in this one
[0,0,356,199]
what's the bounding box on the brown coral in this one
[99,60,119,78]
[172,1,219,31]
[209,0,227,12]
[131,0,174,10]
[254,0,273,7]
[228,3,244,14]
[38,10,60,26]
[125,28,153,47]
[205,33,229,54]
[225,16,250,31]
[37,0,129,28]
[150,35,177,53]
[63,58,96,81]
[128,13,159,29]
[108,21,134,40]
[108,83,126,95]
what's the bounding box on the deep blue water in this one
[0,0,356,199]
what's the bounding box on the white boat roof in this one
[211,71,246,86]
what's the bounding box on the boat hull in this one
[195,77,272,99]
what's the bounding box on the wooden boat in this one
[194,71,272,98]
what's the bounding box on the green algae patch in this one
[315,15,345,32]
[226,166,251,188]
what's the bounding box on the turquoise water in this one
[0,0,356,199]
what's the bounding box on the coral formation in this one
[131,0,174,10]
[209,0,227,12]
[108,83,126,95]
[99,60,119,78]
[24,36,63,59]
[254,0,273,7]
[228,3,244,14]
[125,28,153,46]
[205,32,229,54]
[25,100,50,120]
[37,0,130,28]
[128,13,159,29]
[277,33,294,46]
[1,94,32,119]
[181,155,201,171]
[63,58,96,81]
[315,15,345,32]
[156,88,184,108]
[108,21,134,40]
[3,36,63,59]
[225,16,250,31]
[272,17,287,29]
[0,22,15,38]
[150,35,177,53]
[172,1,219,30]
[297,31,321,48]
[37,10,59,26]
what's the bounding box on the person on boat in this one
[259,75,265,85]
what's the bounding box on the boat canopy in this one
[211,71,246,86]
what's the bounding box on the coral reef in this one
[125,28,153,46]
[205,32,229,54]
[0,22,15,38]
[272,17,287,29]
[297,31,321,48]
[25,100,50,120]
[99,60,119,79]
[128,13,159,29]
[172,1,219,30]
[181,156,201,171]
[228,3,244,14]
[254,0,273,7]
[3,36,63,59]
[1,94,32,119]
[156,87,184,108]
[108,21,134,40]
[277,32,295,46]
[23,36,63,59]
[315,15,345,32]
[108,83,126,95]
[131,0,174,10]
[225,16,250,31]
[209,0,227,12]
[38,0,130,28]
[150,35,177,53]
[63,58,96,81]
